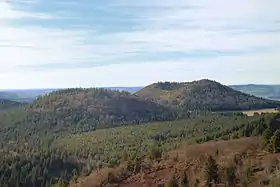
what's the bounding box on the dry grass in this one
[243,109,279,116]
[71,165,128,187]
[73,137,280,187]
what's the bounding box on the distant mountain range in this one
[1,84,280,102]
[230,84,280,100]
[0,87,143,103]
[0,89,57,102]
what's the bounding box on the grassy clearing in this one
[243,108,279,116]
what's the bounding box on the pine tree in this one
[204,156,219,187]
[225,165,236,187]
[180,171,189,187]
[262,128,272,147]
[269,129,280,153]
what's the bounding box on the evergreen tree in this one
[204,156,219,187]
[180,171,189,187]
[261,128,272,147]
[225,165,236,187]
[269,129,280,153]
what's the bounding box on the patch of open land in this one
[243,108,279,116]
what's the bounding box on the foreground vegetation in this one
[0,80,280,187]
[77,137,280,187]
[0,110,277,187]
[60,111,280,187]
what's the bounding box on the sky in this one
[0,0,279,89]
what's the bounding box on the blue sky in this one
[0,0,279,89]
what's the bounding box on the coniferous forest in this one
[0,79,280,187]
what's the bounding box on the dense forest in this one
[0,80,280,187]
[0,112,279,187]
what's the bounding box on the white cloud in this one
[0,0,279,88]
[1,50,279,89]
[0,1,53,19]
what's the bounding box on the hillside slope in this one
[135,79,280,111]
[74,137,280,187]
[69,113,280,187]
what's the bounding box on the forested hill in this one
[135,79,280,111]
[0,88,173,140]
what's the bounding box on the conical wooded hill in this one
[135,79,280,111]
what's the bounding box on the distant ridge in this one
[2,83,280,103]
[0,87,142,103]
[135,79,280,111]
[0,99,24,110]
[230,84,280,100]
